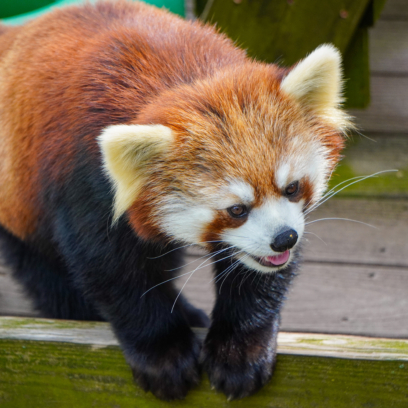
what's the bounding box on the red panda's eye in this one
[227,204,248,218]
[285,181,299,196]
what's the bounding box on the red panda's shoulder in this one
[0,1,248,240]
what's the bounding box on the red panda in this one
[0,0,349,401]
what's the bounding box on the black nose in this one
[270,229,298,252]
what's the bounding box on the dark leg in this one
[53,210,201,400]
[201,256,297,400]
[0,225,102,320]
[178,294,210,328]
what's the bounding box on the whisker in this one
[219,258,243,294]
[147,240,223,259]
[210,242,260,285]
[239,269,256,294]
[164,245,236,272]
[306,217,377,229]
[305,169,398,216]
[303,231,328,246]
[142,247,235,298]
[140,269,197,298]
[170,246,241,313]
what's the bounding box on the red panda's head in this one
[99,45,351,273]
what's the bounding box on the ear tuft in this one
[281,44,352,132]
[98,124,174,223]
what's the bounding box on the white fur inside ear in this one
[281,44,350,131]
[98,124,174,222]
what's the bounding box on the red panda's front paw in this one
[201,337,276,400]
[128,333,201,400]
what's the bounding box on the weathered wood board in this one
[350,0,408,132]
[381,0,408,20]
[0,317,408,407]
[176,252,408,338]
[370,21,408,74]
[350,77,408,133]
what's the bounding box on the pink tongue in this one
[266,250,290,266]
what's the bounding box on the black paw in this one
[201,336,276,400]
[129,332,201,400]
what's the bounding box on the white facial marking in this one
[215,180,255,209]
[228,180,255,203]
[221,197,305,273]
[277,139,331,204]
[159,197,214,244]
[276,162,291,189]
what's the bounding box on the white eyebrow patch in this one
[214,180,255,209]
[276,162,291,189]
[228,180,255,203]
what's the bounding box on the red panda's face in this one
[149,107,342,273]
[99,45,350,273]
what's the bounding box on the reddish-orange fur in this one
[0,3,348,400]
[0,1,343,241]
[0,1,248,238]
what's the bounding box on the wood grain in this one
[2,316,408,361]
[370,21,408,74]
[174,256,408,338]
[281,262,408,337]
[380,0,408,20]
[350,76,408,132]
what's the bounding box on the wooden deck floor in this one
[0,133,407,338]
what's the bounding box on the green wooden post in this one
[196,0,387,109]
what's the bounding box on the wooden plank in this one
[281,263,408,337]
[1,340,408,408]
[176,257,408,338]
[1,317,408,361]
[1,318,408,407]
[349,76,408,132]
[380,0,408,20]
[369,21,408,74]
[303,198,408,266]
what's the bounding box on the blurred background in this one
[0,0,407,339]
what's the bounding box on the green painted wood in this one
[1,339,408,407]
[328,134,408,198]
[0,0,185,26]
[0,0,56,19]
[1,317,408,406]
[373,0,389,22]
[195,0,390,108]
[198,0,371,65]
[343,28,370,109]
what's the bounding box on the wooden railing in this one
[1,317,408,407]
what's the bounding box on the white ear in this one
[281,44,350,131]
[98,124,174,222]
